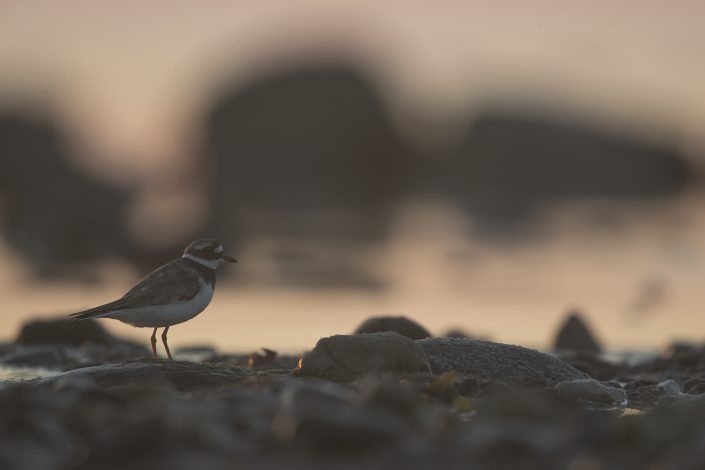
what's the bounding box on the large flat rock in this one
[418,337,590,386]
[34,360,256,391]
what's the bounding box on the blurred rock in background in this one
[203,64,417,288]
[0,95,693,286]
[0,114,131,278]
[553,310,602,354]
[438,112,689,237]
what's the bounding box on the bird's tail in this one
[68,298,128,321]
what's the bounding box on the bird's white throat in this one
[183,254,221,270]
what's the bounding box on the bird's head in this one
[182,238,237,269]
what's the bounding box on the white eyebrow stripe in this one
[184,254,220,269]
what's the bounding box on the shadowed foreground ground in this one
[2,318,705,470]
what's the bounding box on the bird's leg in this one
[161,326,173,360]
[150,328,158,359]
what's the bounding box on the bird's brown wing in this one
[69,260,203,320]
[121,274,202,305]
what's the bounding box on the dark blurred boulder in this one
[417,337,589,387]
[203,64,415,288]
[0,345,77,368]
[17,318,115,346]
[13,317,151,364]
[0,342,13,356]
[442,328,471,339]
[353,315,431,340]
[0,114,131,276]
[666,340,703,357]
[294,333,430,382]
[438,112,689,232]
[553,312,601,353]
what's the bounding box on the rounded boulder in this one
[295,333,431,382]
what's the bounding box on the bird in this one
[69,238,236,359]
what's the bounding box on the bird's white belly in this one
[104,283,214,328]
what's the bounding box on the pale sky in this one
[1,0,704,175]
[1,1,705,351]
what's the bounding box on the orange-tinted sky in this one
[1,0,704,173]
[1,1,705,352]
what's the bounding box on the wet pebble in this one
[555,378,626,405]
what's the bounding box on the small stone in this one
[353,315,431,340]
[625,382,665,410]
[657,379,681,395]
[555,378,626,405]
[294,333,431,382]
[625,380,681,410]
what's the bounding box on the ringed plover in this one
[69,238,236,359]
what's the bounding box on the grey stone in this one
[625,382,666,410]
[418,337,589,386]
[294,333,430,382]
[625,380,681,410]
[657,379,682,395]
[555,378,626,405]
[33,360,255,392]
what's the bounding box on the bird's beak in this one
[222,255,237,263]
